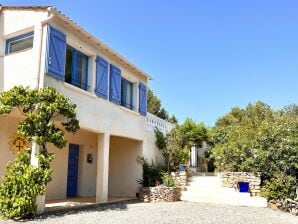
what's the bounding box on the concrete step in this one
[181,191,251,199]
[185,186,237,193]
[188,176,220,181]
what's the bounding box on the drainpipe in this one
[35,9,54,90]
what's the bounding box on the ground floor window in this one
[121,78,134,110]
[65,45,89,90]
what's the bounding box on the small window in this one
[5,32,34,54]
[121,78,134,110]
[65,45,89,90]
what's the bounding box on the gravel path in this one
[3,200,298,224]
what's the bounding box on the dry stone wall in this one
[139,187,181,202]
[221,172,261,196]
[171,171,187,190]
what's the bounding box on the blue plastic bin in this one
[238,182,249,193]
[178,165,185,171]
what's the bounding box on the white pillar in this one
[30,142,45,214]
[96,133,110,203]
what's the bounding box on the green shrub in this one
[137,157,165,187]
[0,149,54,219]
[260,173,297,200]
[161,173,176,187]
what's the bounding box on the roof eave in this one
[48,7,153,81]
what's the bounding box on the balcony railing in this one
[146,112,175,133]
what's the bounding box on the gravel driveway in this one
[3,200,298,224]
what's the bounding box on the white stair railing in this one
[146,112,174,133]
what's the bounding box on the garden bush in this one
[210,102,298,202]
[261,173,297,200]
[137,157,165,187]
[161,173,176,187]
[0,149,54,219]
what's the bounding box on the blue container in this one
[178,165,185,171]
[238,182,249,193]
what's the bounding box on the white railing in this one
[146,112,175,133]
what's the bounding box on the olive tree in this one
[0,86,79,219]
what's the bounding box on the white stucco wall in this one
[0,8,159,204]
[143,130,164,164]
[1,8,148,141]
[0,9,49,90]
[46,129,98,200]
[108,136,142,197]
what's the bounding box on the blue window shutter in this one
[45,25,66,80]
[139,82,147,116]
[95,56,108,99]
[109,64,121,104]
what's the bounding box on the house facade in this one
[0,6,173,212]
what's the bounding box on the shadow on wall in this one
[0,12,4,91]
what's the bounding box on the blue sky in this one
[2,0,298,125]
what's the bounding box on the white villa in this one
[0,6,174,213]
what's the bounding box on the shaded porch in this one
[45,196,136,212]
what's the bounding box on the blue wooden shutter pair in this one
[139,82,147,116]
[109,64,121,104]
[95,56,108,99]
[45,25,66,80]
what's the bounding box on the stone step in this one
[181,191,251,199]
[188,176,220,181]
[187,181,222,187]
[185,186,236,193]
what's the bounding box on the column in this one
[30,142,45,214]
[96,132,110,203]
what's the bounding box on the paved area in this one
[4,201,298,224]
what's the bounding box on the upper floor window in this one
[121,78,134,110]
[5,32,34,55]
[65,45,89,90]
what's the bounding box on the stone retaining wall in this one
[139,187,181,202]
[171,171,187,190]
[221,172,261,196]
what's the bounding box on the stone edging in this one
[221,172,261,196]
[139,187,181,202]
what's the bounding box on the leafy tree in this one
[211,101,298,200]
[179,118,208,149]
[157,107,169,120]
[168,115,179,124]
[147,88,177,123]
[155,119,208,172]
[0,86,79,219]
[147,88,161,115]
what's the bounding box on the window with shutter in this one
[95,56,108,99]
[121,78,134,110]
[139,82,147,116]
[109,64,121,104]
[45,25,67,80]
[64,45,89,90]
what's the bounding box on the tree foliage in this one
[210,101,298,200]
[147,88,178,124]
[0,86,79,152]
[155,118,208,172]
[0,86,79,219]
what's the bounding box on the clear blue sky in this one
[3,0,298,125]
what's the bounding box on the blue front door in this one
[67,144,79,197]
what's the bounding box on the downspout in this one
[35,8,54,90]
